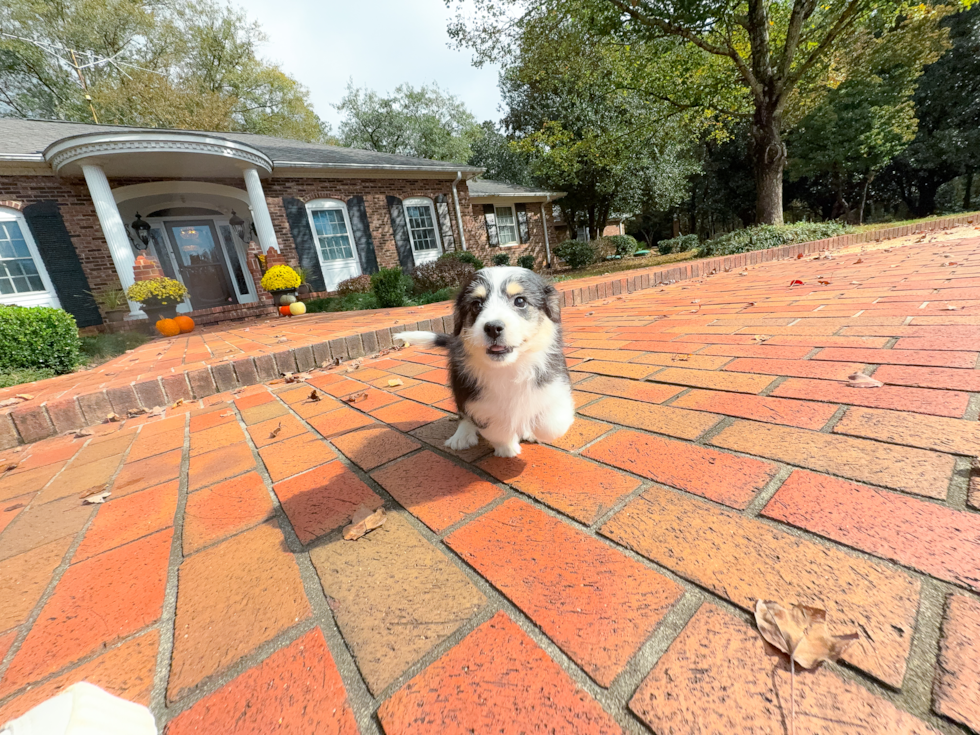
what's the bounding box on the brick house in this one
[0,118,562,328]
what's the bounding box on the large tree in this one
[335,82,481,162]
[448,0,970,224]
[0,0,329,141]
[467,121,533,186]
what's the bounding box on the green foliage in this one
[411,287,458,305]
[336,82,481,162]
[410,259,476,294]
[699,223,851,258]
[608,235,639,258]
[440,251,485,270]
[658,234,699,254]
[371,268,411,308]
[0,0,330,141]
[336,275,373,296]
[0,305,80,374]
[0,366,56,389]
[305,293,380,313]
[555,240,598,270]
[79,332,150,364]
[492,253,511,266]
[468,121,533,186]
[517,254,536,270]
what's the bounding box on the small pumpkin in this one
[174,315,195,333]
[280,293,297,305]
[289,301,307,316]
[279,305,292,316]
[156,318,181,337]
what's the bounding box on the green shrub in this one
[410,259,475,294]
[0,305,80,374]
[699,222,850,257]
[371,268,411,308]
[555,240,598,269]
[492,253,511,266]
[658,234,699,254]
[305,292,380,313]
[440,250,485,270]
[517,254,535,270]
[412,287,458,305]
[336,274,372,296]
[609,234,639,258]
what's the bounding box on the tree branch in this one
[782,0,864,99]
[776,0,818,91]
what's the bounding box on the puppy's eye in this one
[514,296,527,308]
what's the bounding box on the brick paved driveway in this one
[1,232,979,734]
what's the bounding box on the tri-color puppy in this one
[395,266,574,457]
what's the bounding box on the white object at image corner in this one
[0,682,156,735]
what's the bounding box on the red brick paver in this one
[2,224,980,731]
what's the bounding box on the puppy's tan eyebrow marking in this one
[505,281,524,296]
[472,284,487,298]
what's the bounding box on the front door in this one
[164,220,236,309]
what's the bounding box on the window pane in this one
[311,209,354,261]
[495,206,518,245]
[0,220,45,294]
[406,205,438,252]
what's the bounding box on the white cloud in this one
[234,0,504,131]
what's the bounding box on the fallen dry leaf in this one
[387,378,404,387]
[15,394,33,401]
[220,411,233,417]
[752,335,771,343]
[789,279,804,287]
[944,304,960,311]
[277,337,288,343]
[854,258,864,264]
[346,362,362,373]
[817,280,831,285]
[285,372,311,383]
[343,506,387,541]
[672,354,691,362]
[0,398,21,408]
[585,311,594,316]
[754,600,859,670]
[104,413,121,423]
[72,428,94,437]
[148,406,165,417]
[796,253,804,259]
[847,372,883,388]
[309,390,321,402]
[269,422,282,439]
[127,407,149,417]
[83,490,111,504]
[171,398,184,408]
[343,391,368,404]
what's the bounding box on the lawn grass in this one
[79,331,151,364]
[854,210,980,233]
[549,250,697,282]
[0,366,56,389]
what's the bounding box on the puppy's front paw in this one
[493,441,521,458]
[445,421,479,451]
[521,433,538,443]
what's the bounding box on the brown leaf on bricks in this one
[309,390,321,402]
[818,280,831,285]
[346,361,362,373]
[269,422,282,439]
[585,311,595,316]
[171,398,184,408]
[754,600,859,669]
[387,379,404,387]
[854,258,864,264]
[847,373,883,388]
[127,407,149,417]
[14,394,33,401]
[72,428,94,437]
[105,413,121,423]
[943,304,960,311]
[672,354,691,362]
[344,391,368,404]
[343,505,387,541]
[285,372,311,383]
[83,490,111,504]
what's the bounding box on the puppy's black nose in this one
[484,321,505,339]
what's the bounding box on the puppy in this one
[395,266,574,457]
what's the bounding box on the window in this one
[306,200,356,262]
[494,205,519,246]
[403,198,441,254]
[0,208,59,308]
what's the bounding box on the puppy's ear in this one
[453,272,476,336]
[543,283,561,323]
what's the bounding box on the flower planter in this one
[141,303,179,334]
[269,288,298,306]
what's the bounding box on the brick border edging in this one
[2,213,976,448]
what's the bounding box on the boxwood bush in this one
[410,259,475,294]
[555,240,598,269]
[439,250,485,270]
[0,305,80,374]
[492,253,511,266]
[335,274,372,296]
[609,234,639,257]
[371,268,412,308]
[698,222,850,257]
[658,234,700,254]
[517,254,535,270]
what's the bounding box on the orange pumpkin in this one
[174,315,195,333]
[279,305,292,316]
[156,318,181,337]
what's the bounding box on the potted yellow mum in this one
[126,277,188,320]
[260,265,301,305]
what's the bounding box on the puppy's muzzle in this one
[483,320,512,358]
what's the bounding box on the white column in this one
[243,167,280,252]
[81,163,141,315]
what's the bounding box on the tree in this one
[335,82,481,162]
[883,6,980,215]
[467,121,533,186]
[0,0,330,141]
[448,0,970,224]
[789,7,949,223]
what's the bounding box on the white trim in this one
[493,204,520,247]
[304,198,361,291]
[243,167,280,252]
[44,131,272,173]
[452,171,467,251]
[0,207,61,309]
[402,197,444,265]
[112,181,250,206]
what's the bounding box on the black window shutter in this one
[483,204,499,247]
[434,194,456,251]
[515,203,530,243]
[386,195,415,270]
[281,197,326,292]
[21,201,102,327]
[346,196,379,274]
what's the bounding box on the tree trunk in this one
[587,207,596,241]
[750,103,785,225]
[858,173,873,225]
[965,168,974,211]
[914,181,940,217]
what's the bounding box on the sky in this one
[234,0,504,132]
